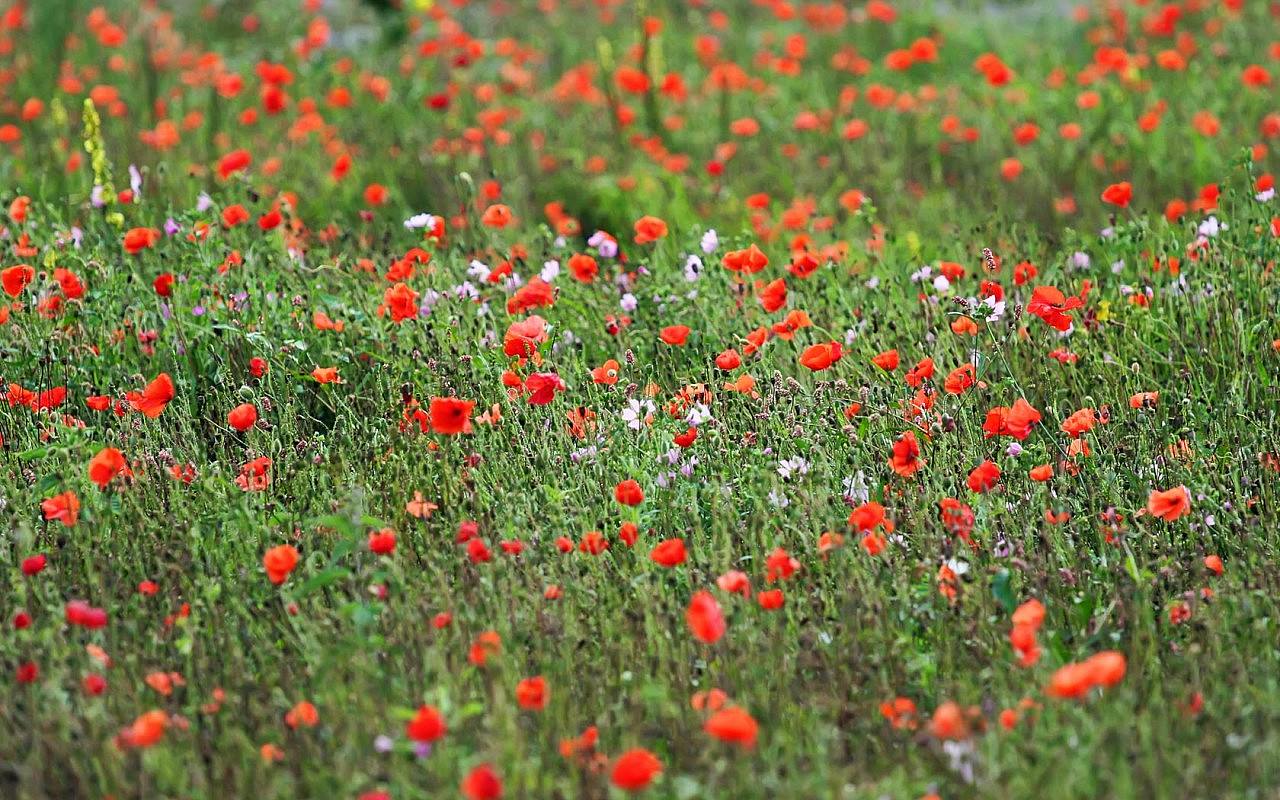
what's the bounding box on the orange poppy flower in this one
[798,341,842,371]
[285,701,319,728]
[311,366,341,384]
[88,447,128,490]
[263,544,300,585]
[1146,485,1191,522]
[481,204,513,228]
[704,706,758,749]
[41,491,80,526]
[123,227,161,254]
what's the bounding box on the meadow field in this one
[1,0,1279,798]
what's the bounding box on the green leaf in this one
[1124,552,1141,583]
[1074,594,1097,631]
[329,536,362,566]
[992,569,1016,614]
[292,567,351,598]
[314,514,357,537]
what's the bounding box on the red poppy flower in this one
[1101,181,1133,207]
[127,373,175,418]
[65,600,108,629]
[567,253,598,283]
[383,282,420,322]
[153,273,175,296]
[227,403,258,432]
[982,399,1042,440]
[262,544,299,585]
[798,341,842,371]
[723,244,769,273]
[368,529,396,555]
[756,278,787,312]
[88,447,129,490]
[659,325,691,345]
[614,479,644,506]
[633,215,668,244]
[524,372,565,405]
[649,538,687,567]
[405,704,447,742]
[611,748,662,792]
[123,228,161,254]
[41,491,80,527]
[756,588,784,609]
[704,706,759,748]
[428,397,475,434]
[1026,285,1086,331]
[888,431,923,476]
[966,460,1001,493]
[1147,485,1191,522]
[515,676,548,711]
[311,366,341,384]
[481,204,513,228]
[1,264,34,297]
[461,764,503,800]
[217,149,252,179]
[871,349,900,371]
[686,591,725,643]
